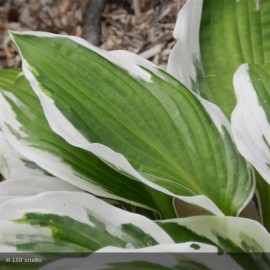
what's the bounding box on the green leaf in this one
[231,63,270,184]
[0,75,175,219]
[157,216,270,269]
[0,191,174,252]
[168,0,270,117]
[0,68,21,90]
[256,172,270,233]
[10,31,254,215]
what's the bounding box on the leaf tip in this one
[9,30,21,40]
[8,31,25,50]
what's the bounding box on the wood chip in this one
[0,0,187,69]
[132,0,141,17]
[139,44,162,59]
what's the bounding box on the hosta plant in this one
[0,0,270,269]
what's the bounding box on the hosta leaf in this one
[231,63,270,183]
[0,68,46,179]
[168,0,270,117]
[0,176,82,204]
[232,62,270,236]
[10,31,254,215]
[256,172,270,232]
[158,216,270,252]
[0,68,21,90]
[157,216,270,269]
[0,75,175,218]
[41,245,244,270]
[0,131,47,179]
[0,191,174,253]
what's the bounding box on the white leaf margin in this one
[167,0,202,91]
[0,176,82,205]
[231,64,270,184]
[9,30,228,216]
[0,130,46,179]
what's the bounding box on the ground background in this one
[0,0,186,69]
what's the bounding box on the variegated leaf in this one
[41,244,242,270]
[231,63,270,184]
[157,216,270,269]
[0,191,174,253]
[0,131,47,179]
[0,74,175,218]
[168,0,270,117]
[9,31,254,216]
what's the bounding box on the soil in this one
[0,0,186,69]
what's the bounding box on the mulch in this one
[0,0,186,69]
